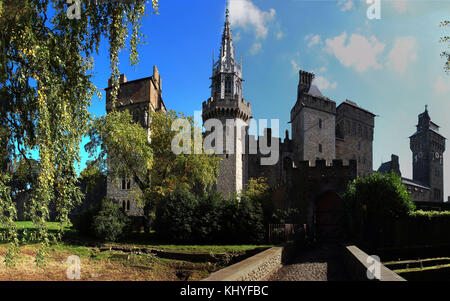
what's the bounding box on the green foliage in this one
[79,162,105,194]
[154,187,199,242]
[240,177,275,226]
[154,186,265,244]
[147,110,219,204]
[0,0,159,265]
[220,197,265,244]
[409,210,450,219]
[342,171,416,242]
[441,21,450,73]
[92,199,130,242]
[11,158,39,193]
[87,109,219,232]
[0,173,19,265]
[72,204,100,237]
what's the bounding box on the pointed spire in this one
[210,1,243,101]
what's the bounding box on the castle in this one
[378,106,446,203]
[104,6,446,226]
[105,67,166,216]
[201,7,375,203]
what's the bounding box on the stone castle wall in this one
[335,101,375,177]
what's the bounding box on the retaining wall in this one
[343,245,406,281]
[203,244,297,281]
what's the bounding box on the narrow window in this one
[126,179,131,190]
[319,144,322,153]
[358,141,361,150]
[318,119,322,129]
[122,201,126,211]
[127,200,131,211]
[121,178,126,190]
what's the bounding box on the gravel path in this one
[268,244,350,281]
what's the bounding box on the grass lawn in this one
[0,221,71,231]
[0,243,219,281]
[0,222,273,280]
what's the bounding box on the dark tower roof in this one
[410,105,445,138]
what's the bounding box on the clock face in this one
[435,152,440,159]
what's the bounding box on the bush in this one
[191,191,223,243]
[222,197,265,244]
[153,187,199,243]
[72,204,100,237]
[92,199,130,242]
[342,171,415,245]
[241,177,274,226]
[154,187,266,244]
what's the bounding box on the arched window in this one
[225,76,232,94]
[127,200,131,211]
[122,200,126,211]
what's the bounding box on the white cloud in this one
[250,42,262,55]
[305,34,321,47]
[325,32,385,72]
[276,31,284,40]
[229,0,276,39]
[387,36,417,74]
[338,0,354,12]
[234,31,241,42]
[291,59,300,73]
[393,0,407,13]
[313,76,338,90]
[434,76,450,94]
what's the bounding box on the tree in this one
[441,21,449,73]
[79,161,106,194]
[0,0,159,265]
[342,171,415,245]
[11,158,39,193]
[86,109,220,232]
[240,177,274,225]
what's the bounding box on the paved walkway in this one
[268,243,350,281]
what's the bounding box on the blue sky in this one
[81,0,450,198]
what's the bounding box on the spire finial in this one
[225,0,230,20]
[425,104,428,112]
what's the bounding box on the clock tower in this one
[410,106,446,202]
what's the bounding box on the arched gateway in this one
[314,190,344,242]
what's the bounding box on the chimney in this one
[108,74,127,87]
[391,154,401,177]
[298,70,315,98]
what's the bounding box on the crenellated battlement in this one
[202,96,252,121]
[290,93,336,122]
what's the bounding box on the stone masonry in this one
[105,66,166,216]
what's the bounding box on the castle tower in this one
[105,66,166,215]
[202,6,251,197]
[290,70,336,164]
[335,100,375,177]
[410,106,446,202]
